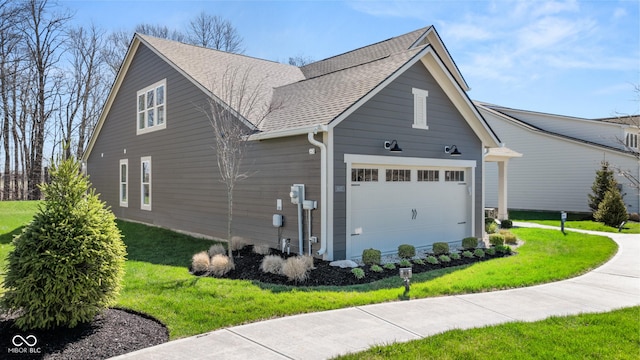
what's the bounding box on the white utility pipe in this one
[307,209,312,256]
[307,126,327,256]
[297,194,304,256]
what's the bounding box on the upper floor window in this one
[137,79,166,135]
[625,131,638,150]
[412,88,429,130]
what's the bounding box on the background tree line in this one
[0,0,252,201]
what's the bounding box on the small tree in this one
[588,161,615,213]
[1,155,126,330]
[594,185,628,227]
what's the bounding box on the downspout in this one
[308,126,327,256]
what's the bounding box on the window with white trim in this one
[386,169,411,182]
[119,159,128,207]
[352,168,378,182]
[412,88,429,130]
[137,79,166,135]
[625,131,638,150]
[444,170,465,182]
[417,170,439,182]
[141,157,152,210]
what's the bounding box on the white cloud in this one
[613,7,627,19]
[445,23,493,41]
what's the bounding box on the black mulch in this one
[196,246,512,287]
[0,308,168,360]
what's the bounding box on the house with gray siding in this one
[480,103,639,214]
[83,26,517,260]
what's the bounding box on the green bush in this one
[462,250,474,258]
[398,244,416,259]
[500,230,517,245]
[462,237,478,250]
[413,258,425,265]
[399,259,412,267]
[438,255,451,263]
[485,247,496,256]
[1,156,127,330]
[383,263,396,270]
[485,218,498,233]
[594,186,629,227]
[500,219,513,229]
[450,252,461,260]
[362,248,381,266]
[432,242,450,255]
[474,249,485,258]
[425,256,439,265]
[489,234,505,246]
[496,245,512,255]
[370,264,383,273]
[351,268,365,280]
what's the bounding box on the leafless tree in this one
[203,65,279,260]
[287,54,314,67]
[135,23,185,42]
[21,0,71,199]
[186,12,243,53]
[610,84,640,193]
[102,29,130,80]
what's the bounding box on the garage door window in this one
[386,169,411,182]
[445,170,465,182]
[417,170,439,182]
[352,168,378,182]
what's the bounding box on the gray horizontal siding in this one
[88,43,321,253]
[332,62,483,259]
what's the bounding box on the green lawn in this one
[510,210,640,233]
[0,201,618,340]
[335,306,640,360]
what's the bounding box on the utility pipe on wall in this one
[307,126,328,256]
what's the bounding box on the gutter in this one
[307,125,328,256]
[249,125,327,141]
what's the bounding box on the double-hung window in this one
[141,157,152,211]
[119,159,128,207]
[137,79,166,135]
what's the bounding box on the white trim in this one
[140,156,152,211]
[119,159,128,207]
[344,154,477,259]
[412,88,429,130]
[136,79,167,135]
[326,130,335,261]
[249,124,328,141]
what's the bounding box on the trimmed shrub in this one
[351,268,365,280]
[629,213,640,222]
[439,255,451,263]
[2,156,127,330]
[425,255,439,265]
[282,256,310,282]
[192,251,211,273]
[500,219,513,229]
[260,255,284,274]
[432,242,450,255]
[208,244,226,257]
[362,248,381,266]
[383,262,396,270]
[398,244,416,259]
[489,234,505,246]
[485,247,496,256]
[370,264,383,273]
[450,252,461,260]
[462,250,474,258]
[462,237,478,250]
[252,244,271,255]
[474,249,485,258]
[210,254,235,277]
[399,259,412,267]
[413,258,425,265]
[496,245,512,255]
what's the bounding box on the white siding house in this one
[480,103,640,214]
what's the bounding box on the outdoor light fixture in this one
[399,267,412,292]
[384,140,403,152]
[444,145,462,156]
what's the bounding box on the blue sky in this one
[62,0,639,119]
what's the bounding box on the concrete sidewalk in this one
[111,225,640,360]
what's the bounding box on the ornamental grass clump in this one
[209,254,235,277]
[450,252,461,260]
[474,249,485,258]
[282,256,311,282]
[489,234,505,247]
[208,244,226,257]
[425,256,439,265]
[499,230,518,245]
[399,259,412,267]
[192,251,211,273]
[252,244,271,255]
[438,255,451,263]
[260,255,284,275]
[462,250,474,259]
[370,264,383,273]
[383,262,396,270]
[351,268,365,280]
[1,156,126,331]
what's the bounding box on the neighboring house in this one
[479,103,640,214]
[83,26,517,260]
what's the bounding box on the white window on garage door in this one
[445,170,465,182]
[352,168,378,182]
[385,169,411,182]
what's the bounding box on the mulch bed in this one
[0,308,168,360]
[196,246,512,286]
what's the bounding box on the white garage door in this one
[348,165,471,259]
